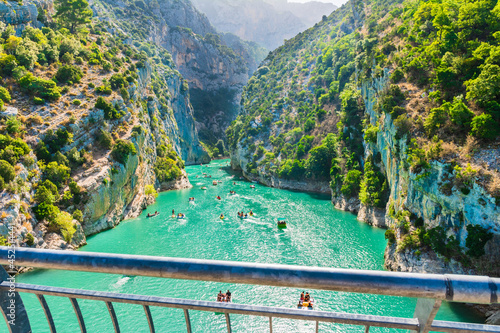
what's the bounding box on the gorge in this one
[0,0,499,329]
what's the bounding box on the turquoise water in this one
[4,159,481,332]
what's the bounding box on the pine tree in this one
[54,0,93,33]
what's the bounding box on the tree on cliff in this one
[54,0,93,33]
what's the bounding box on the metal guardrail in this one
[0,247,499,333]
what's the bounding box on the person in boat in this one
[300,292,304,301]
[217,196,221,200]
[237,212,241,217]
[226,290,231,302]
[244,213,248,218]
[217,290,224,302]
[249,209,253,216]
[220,214,224,219]
[304,292,310,302]
[233,182,236,185]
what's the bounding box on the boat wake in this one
[111,276,130,291]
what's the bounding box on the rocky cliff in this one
[93,0,266,144]
[0,1,209,252]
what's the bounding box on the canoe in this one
[277,219,287,228]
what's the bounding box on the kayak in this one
[201,187,207,190]
[220,216,225,220]
[250,185,255,189]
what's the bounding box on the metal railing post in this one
[37,294,56,333]
[106,301,120,333]
[412,298,442,333]
[69,298,86,333]
[225,313,232,333]
[143,305,155,333]
[184,309,192,333]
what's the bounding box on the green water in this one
[4,159,481,332]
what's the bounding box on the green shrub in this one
[34,185,56,204]
[470,114,499,139]
[49,211,76,243]
[72,99,81,106]
[111,139,136,164]
[19,73,61,101]
[359,157,388,208]
[6,116,22,135]
[341,169,362,197]
[34,97,45,105]
[102,61,112,72]
[73,209,83,222]
[303,118,315,132]
[0,159,15,182]
[120,87,129,100]
[145,184,158,197]
[61,52,74,64]
[0,87,11,103]
[0,54,18,76]
[55,65,83,84]
[26,233,34,246]
[95,97,125,119]
[34,202,60,222]
[96,128,113,149]
[154,157,182,182]
[364,124,379,143]
[44,161,70,187]
[424,106,448,136]
[390,68,404,83]
[109,73,128,90]
[465,224,492,257]
[448,100,474,127]
[385,229,396,244]
[95,84,112,95]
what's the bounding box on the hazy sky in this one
[288,0,348,7]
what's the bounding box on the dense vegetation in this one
[227,0,498,264]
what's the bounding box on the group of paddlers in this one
[217,290,232,302]
[298,292,313,308]
[237,210,253,218]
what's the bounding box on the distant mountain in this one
[190,0,337,50]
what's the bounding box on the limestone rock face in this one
[94,0,265,143]
[230,142,330,194]
[0,1,40,33]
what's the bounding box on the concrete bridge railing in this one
[0,247,499,333]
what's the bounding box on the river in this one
[4,159,481,332]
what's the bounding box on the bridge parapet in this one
[0,247,499,333]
